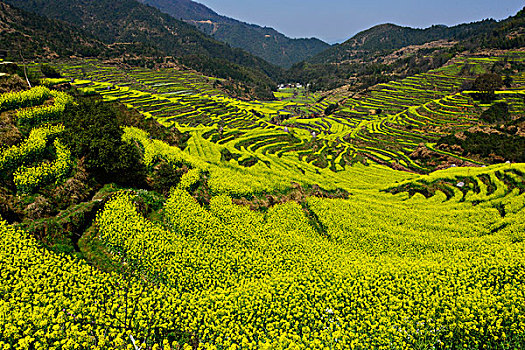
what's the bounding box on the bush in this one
[504,75,513,88]
[438,131,525,163]
[150,162,188,196]
[324,103,338,116]
[61,98,146,187]
[40,64,61,79]
[480,102,510,124]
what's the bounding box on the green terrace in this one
[38,55,524,175]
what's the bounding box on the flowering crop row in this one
[0,217,189,350]
[2,178,525,349]
[177,168,201,190]
[40,78,71,86]
[122,127,297,196]
[0,86,51,112]
[0,87,74,193]
[16,91,74,126]
[93,185,525,349]
[122,126,205,169]
[0,124,64,171]
[13,139,73,193]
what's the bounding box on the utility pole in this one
[18,47,31,88]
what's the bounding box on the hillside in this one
[462,6,525,50]
[138,0,330,67]
[52,52,525,173]
[2,2,525,349]
[4,0,283,99]
[0,2,112,59]
[288,7,525,91]
[309,20,497,64]
[0,51,525,347]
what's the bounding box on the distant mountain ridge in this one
[460,7,525,50]
[4,0,271,68]
[308,20,498,64]
[140,0,220,22]
[288,7,525,92]
[3,0,523,98]
[138,0,330,67]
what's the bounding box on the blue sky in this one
[195,0,524,44]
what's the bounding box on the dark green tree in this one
[473,73,503,102]
[40,64,62,78]
[61,98,146,187]
[480,102,510,124]
[324,103,338,116]
[151,161,188,196]
[503,75,513,88]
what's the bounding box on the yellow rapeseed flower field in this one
[1,82,525,349]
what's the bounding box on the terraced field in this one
[3,53,524,349]
[0,87,74,193]
[52,53,525,176]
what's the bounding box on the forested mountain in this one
[4,0,283,98]
[141,0,218,21]
[461,7,525,50]
[138,0,330,68]
[308,20,497,65]
[0,2,112,59]
[288,7,525,91]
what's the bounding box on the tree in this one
[473,73,503,102]
[61,98,146,187]
[40,64,61,78]
[503,75,513,88]
[151,161,188,196]
[324,103,338,116]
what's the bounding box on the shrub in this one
[150,161,188,196]
[324,103,338,116]
[40,64,62,79]
[438,131,525,163]
[480,102,510,124]
[61,98,146,187]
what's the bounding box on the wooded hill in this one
[0,2,113,59]
[2,0,283,99]
[138,0,330,68]
[288,7,525,91]
[308,20,499,65]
